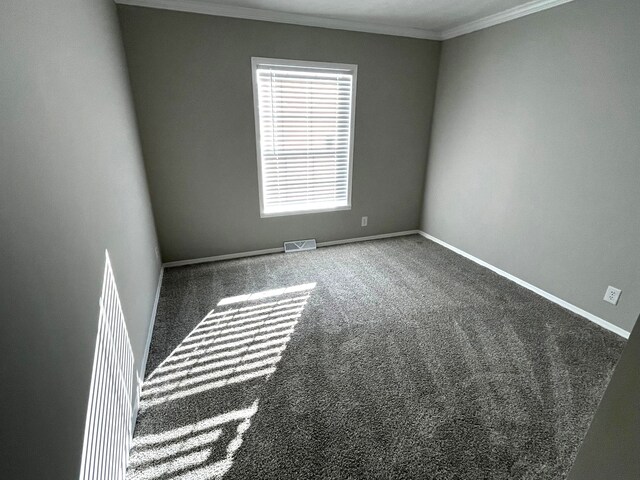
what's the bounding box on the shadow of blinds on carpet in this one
[128,282,316,479]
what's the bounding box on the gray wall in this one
[117,6,441,262]
[0,1,160,478]
[421,0,640,333]
[568,314,640,479]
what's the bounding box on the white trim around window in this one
[251,57,358,218]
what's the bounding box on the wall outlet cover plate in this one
[604,286,621,305]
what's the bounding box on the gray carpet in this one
[128,235,625,480]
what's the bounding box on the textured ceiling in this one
[203,0,540,32]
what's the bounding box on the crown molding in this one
[441,0,575,40]
[114,0,442,40]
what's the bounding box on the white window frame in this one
[251,57,358,218]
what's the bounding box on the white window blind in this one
[252,58,357,217]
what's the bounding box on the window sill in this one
[260,204,351,218]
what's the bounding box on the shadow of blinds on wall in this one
[79,250,134,480]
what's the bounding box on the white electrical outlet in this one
[155,246,160,260]
[603,286,621,305]
[361,216,368,227]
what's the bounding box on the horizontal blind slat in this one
[262,148,350,155]
[264,170,349,177]
[263,157,348,162]
[264,180,349,189]
[266,194,349,204]
[264,186,349,196]
[258,74,352,84]
[263,168,349,175]
[266,196,349,206]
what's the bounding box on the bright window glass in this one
[252,58,357,217]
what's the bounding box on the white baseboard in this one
[163,246,284,268]
[140,265,164,378]
[417,231,630,339]
[316,230,418,247]
[131,264,165,432]
[162,230,419,268]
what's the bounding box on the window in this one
[252,57,357,217]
